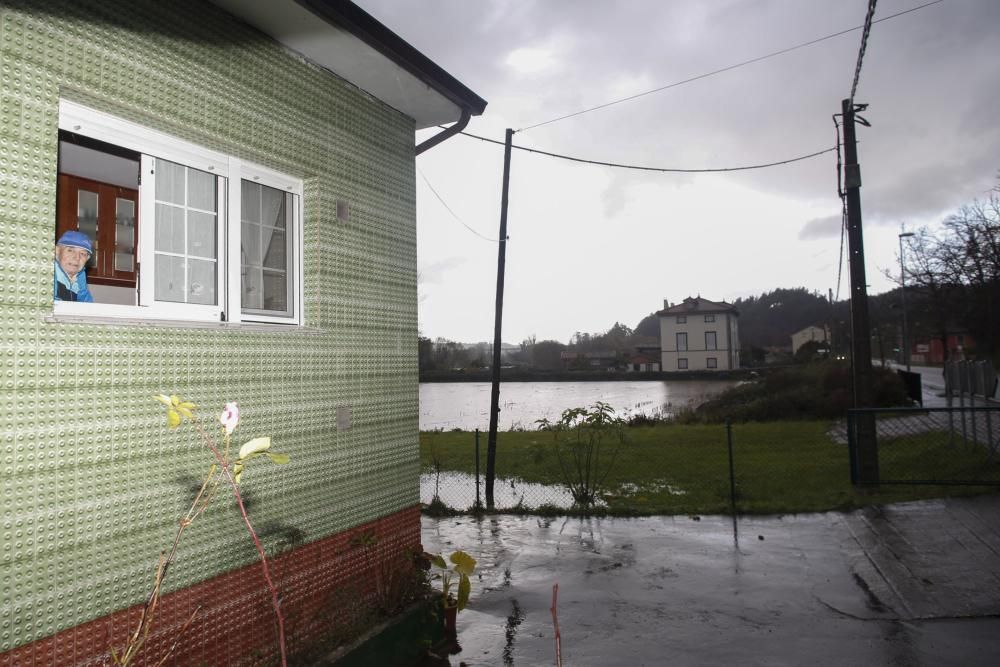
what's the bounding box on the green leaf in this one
[167,409,181,429]
[266,452,290,465]
[238,437,271,460]
[456,574,471,611]
[233,463,244,484]
[154,394,172,407]
[450,550,477,576]
[429,554,447,570]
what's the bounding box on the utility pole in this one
[486,128,514,509]
[841,99,878,484]
[898,231,915,371]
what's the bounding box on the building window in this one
[705,314,715,322]
[676,315,686,324]
[707,357,718,369]
[678,358,688,370]
[54,100,303,324]
[705,331,717,350]
[676,332,688,351]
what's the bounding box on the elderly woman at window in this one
[53,230,94,302]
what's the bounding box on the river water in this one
[419,379,736,431]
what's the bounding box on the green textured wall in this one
[0,0,419,653]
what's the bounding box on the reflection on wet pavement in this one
[422,495,1000,666]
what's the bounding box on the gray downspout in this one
[415,110,471,155]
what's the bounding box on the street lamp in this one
[899,231,915,371]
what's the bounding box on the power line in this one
[518,0,944,133]
[850,0,879,103]
[417,167,499,242]
[457,129,838,173]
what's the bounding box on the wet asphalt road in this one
[422,495,1000,666]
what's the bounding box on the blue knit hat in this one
[56,230,93,254]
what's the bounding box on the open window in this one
[54,101,303,325]
[57,134,140,302]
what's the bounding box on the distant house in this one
[912,332,973,364]
[658,297,740,371]
[627,352,661,372]
[791,325,830,354]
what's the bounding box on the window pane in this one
[187,210,217,259]
[154,203,185,253]
[187,258,216,305]
[241,181,295,317]
[242,222,260,267]
[262,270,287,311]
[242,266,262,310]
[262,229,286,271]
[155,159,185,204]
[677,332,687,351]
[77,189,98,241]
[115,198,135,272]
[241,180,261,223]
[262,187,286,229]
[155,254,185,302]
[187,168,216,211]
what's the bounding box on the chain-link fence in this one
[847,406,1000,486]
[421,408,1000,516]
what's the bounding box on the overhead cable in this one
[457,130,838,173]
[417,167,499,242]
[850,0,879,104]
[519,0,943,132]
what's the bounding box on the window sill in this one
[44,311,321,334]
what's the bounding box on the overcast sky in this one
[356,0,1000,345]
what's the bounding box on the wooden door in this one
[57,174,138,287]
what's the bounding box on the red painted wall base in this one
[1,506,422,666]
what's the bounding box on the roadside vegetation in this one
[683,361,910,422]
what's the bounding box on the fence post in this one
[981,365,995,458]
[475,428,481,511]
[726,420,737,517]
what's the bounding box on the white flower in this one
[220,402,240,435]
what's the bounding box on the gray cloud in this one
[799,214,842,240]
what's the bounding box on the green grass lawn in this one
[420,421,1000,516]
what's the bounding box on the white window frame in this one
[54,100,303,325]
[705,331,718,350]
[705,314,715,323]
[678,358,688,370]
[707,357,718,369]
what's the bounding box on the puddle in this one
[615,480,688,496]
[421,471,580,510]
[421,472,689,510]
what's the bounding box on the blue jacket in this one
[53,260,94,303]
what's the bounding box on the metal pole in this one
[842,99,879,484]
[899,232,914,371]
[486,128,514,509]
[475,428,481,510]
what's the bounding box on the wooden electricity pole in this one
[841,99,879,484]
[486,128,514,509]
